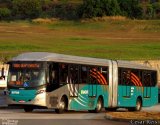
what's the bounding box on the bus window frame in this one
[80,65,88,84]
[120,68,132,86]
[68,64,79,84]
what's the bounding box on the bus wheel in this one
[135,98,142,111]
[24,107,34,112]
[55,97,67,114]
[105,108,117,111]
[88,110,95,113]
[128,98,142,112]
[94,97,103,113]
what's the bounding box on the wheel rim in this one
[136,101,141,111]
[59,100,65,110]
[97,100,102,111]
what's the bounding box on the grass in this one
[0,18,160,61]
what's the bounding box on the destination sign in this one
[12,63,40,68]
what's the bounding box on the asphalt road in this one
[0,91,129,125]
[142,104,160,112]
[0,90,159,125]
[1,106,159,125]
[0,90,6,107]
[0,108,131,125]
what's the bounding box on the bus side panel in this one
[92,84,109,109]
[69,84,89,110]
[69,84,109,110]
[47,84,108,111]
[142,87,158,107]
[102,85,109,108]
[118,86,143,107]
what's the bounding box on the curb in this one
[105,114,134,122]
[105,113,160,123]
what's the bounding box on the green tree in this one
[118,0,143,18]
[80,0,97,18]
[12,0,42,19]
[0,7,11,20]
[102,0,120,16]
[146,4,155,19]
[79,0,120,18]
[152,2,160,18]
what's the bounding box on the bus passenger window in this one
[151,71,157,86]
[101,67,108,85]
[143,71,151,87]
[122,70,131,85]
[60,64,68,83]
[69,65,79,84]
[131,69,141,87]
[89,67,98,84]
[49,63,59,84]
[80,66,88,84]
[89,67,108,85]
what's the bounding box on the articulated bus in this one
[6,52,158,113]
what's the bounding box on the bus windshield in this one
[8,63,46,88]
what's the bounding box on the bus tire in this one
[88,110,95,113]
[88,97,103,113]
[55,96,67,114]
[94,97,103,113]
[128,98,142,112]
[105,107,117,111]
[135,98,142,111]
[24,107,34,112]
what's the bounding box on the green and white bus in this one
[6,52,158,113]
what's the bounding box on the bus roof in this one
[117,60,156,71]
[11,52,156,71]
[11,52,110,66]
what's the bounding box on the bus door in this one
[143,71,151,98]
[122,86,131,97]
[144,87,151,98]
[88,84,97,97]
[89,67,97,97]
[69,65,79,97]
[69,83,79,97]
[121,69,131,97]
[47,63,59,92]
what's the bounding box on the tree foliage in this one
[0,0,159,20]
[152,2,160,18]
[0,7,11,20]
[118,0,143,18]
[79,0,120,18]
[12,0,42,19]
